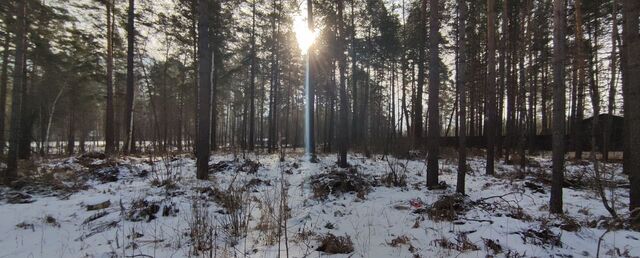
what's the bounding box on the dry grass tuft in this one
[316,233,354,254]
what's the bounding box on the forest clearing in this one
[1,151,638,257]
[1,0,639,257]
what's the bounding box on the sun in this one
[293,14,317,55]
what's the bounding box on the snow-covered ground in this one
[1,151,638,258]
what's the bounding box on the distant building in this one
[575,113,624,151]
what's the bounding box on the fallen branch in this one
[596,228,611,258]
[473,191,522,204]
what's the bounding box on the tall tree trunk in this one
[414,0,426,144]
[497,0,507,159]
[196,0,211,180]
[550,0,567,214]
[456,0,468,194]
[0,22,10,155]
[622,0,640,216]
[541,50,549,132]
[337,0,349,167]
[505,0,515,162]
[362,27,370,156]
[123,0,135,154]
[248,0,256,151]
[306,0,316,157]
[573,0,585,159]
[426,0,440,187]
[5,0,26,184]
[105,0,115,155]
[486,0,497,175]
[210,0,221,152]
[350,0,359,146]
[268,0,279,153]
[517,1,529,169]
[18,56,29,159]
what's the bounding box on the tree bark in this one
[123,0,135,154]
[196,0,212,180]
[337,0,349,167]
[0,20,10,155]
[486,0,497,176]
[622,0,640,216]
[456,0,467,194]
[249,0,256,151]
[426,0,440,187]
[105,0,115,155]
[573,0,585,159]
[414,0,426,144]
[550,0,567,214]
[5,0,26,184]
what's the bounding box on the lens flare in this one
[293,14,317,55]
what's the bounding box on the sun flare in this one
[293,14,317,55]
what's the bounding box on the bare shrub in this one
[256,187,280,245]
[382,158,408,187]
[187,197,217,256]
[214,185,252,246]
[149,153,179,190]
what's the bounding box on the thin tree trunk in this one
[0,22,10,155]
[603,0,618,162]
[414,0,426,143]
[306,0,315,157]
[573,0,585,159]
[456,0,468,194]
[486,0,497,175]
[587,24,617,217]
[44,85,67,156]
[248,0,256,151]
[497,0,507,159]
[337,0,349,167]
[105,0,115,155]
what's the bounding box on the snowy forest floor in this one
[1,150,639,258]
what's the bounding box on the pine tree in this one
[196,0,211,180]
[622,0,639,216]
[5,0,26,184]
[123,0,135,154]
[426,0,440,187]
[486,0,497,175]
[550,0,567,214]
[337,0,349,167]
[105,0,115,155]
[456,0,468,194]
